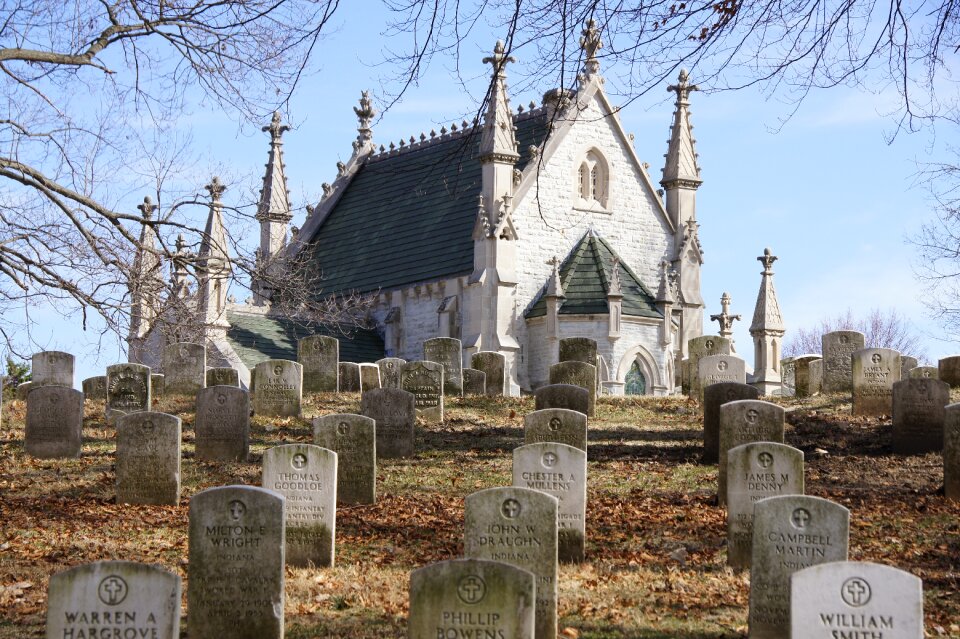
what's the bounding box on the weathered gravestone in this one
[195,386,250,462]
[46,561,181,639]
[749,495,849,639]
[534,384,590,416]
[401,360,444,423]
[471,351,507,396]
[513,442,587,563]
[162,342,206,395]
[359,363,381,391]
[790,561,923,639]
[698,354,747,401]
[909,366,938,379]
[106,363,151,423]
[263,444,337,567]
[549,361,597,417]
[81,375,107,400]
[150,374,165,397]
[938,355,960,387]
[687,335,732,399]
[559,337,598,365]
[852,348,901,417]
[717,399,785,506]
[298,334,339,392]
[725,442,804,570]
[361,387,416,458]
[375,357,406,390]
[794,355,823,397]
[680,358,691,395]
[424,336,463,396]
[892,378,949,454]
[408,558,536,639]
[780,357,796,397]
[313,414,376,504]
[206,367,240,388]
[338,362,361,392]
[464,487,558,639]
[463,368,487,395]
[943,403,960,500]
[16,381,33,400]
[900,356,919,380]
[116,411,181,505]
[252,359,302,417]
[25,385,83,458]
[524,408,587,451]
[32,350,74,388]
[822,331,865,393]
[703,383,761,463]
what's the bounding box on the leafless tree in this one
[784,307,928,360]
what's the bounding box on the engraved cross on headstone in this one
[791,508,811,529]
[102,577,124,604]
[501,498,520,519]
[842,578,870,606]
[458,576,484,603]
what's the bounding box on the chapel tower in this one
[252,112,293,306]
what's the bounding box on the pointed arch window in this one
[576,149,609,208]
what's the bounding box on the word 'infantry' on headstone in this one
[943,403,960,501]
[463,368,487,395]
[464,487,559,639]
[687,335,732,399]
[821,330,865,393]
[25,385,83,458]
[471,351,507,396]
[151,374,165,397]
[790,561,923,639]
[262,444,337,567]
[702,382,761,463]
[549,361,597,417]
[780,357,797,397]
[46,561,181,639]
[32,350,74,388]
[794,355,823,397]
[361,387,416,458]
[900,356,919,379]
[106,363,151,423]
[401,360,444,423]
[188,486,285,639]
[892,378,949,454]
[298,334,339,392]
[252,359,302,417]
[725,442,804,570]
[534,384,590,416]
[524,408,588,451]
[338,362,361,392]
[424,336,464,396]
[195,386,250,462]
[852,348,901,417]
[717,399,785,506]
[939,354,960,387]
[313,414,376,504]
[513,442,587,563]
[82,376,107,400]
[408,559,536,639]
[558,337,598,365]
[359,363,381,391]
[697,354,746,400]
[909,365,938,379]
[116,411,181,505]
[206,367,240,388]
[749,495,850,639]
[376,357,406,390]
[162,342,206,395]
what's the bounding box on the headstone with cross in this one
[24,385,83,458]
[686,335,732,400]
[252,359,303,417]
[790,561,923,638]
[195,386,250,462]
[464,487,559,639]
[697,354,746,401]
[749,495,849,638]
[188,486,285,639]
[702,382,761,463]
[513,442,587,563]
[909,365,939,380]
[717,399,785,506]
[361,388,416,458]
[892,378,950,454]
[313,413,377,504]
[298,335,339,392]
[523,408,588,451]
[548,362,597,417]
[852,348,902,417]
[471,351,507,396]
[206,367,240,388]
[46,561,181,639]
[262,444,337,567]
[116,411,181,505]
[938,354,960,387]
[408,558,536,639]
[534,384,590,417]
[106,363,151,424]
[821,331,865,393]
[375,357,406,390]
[424,337,464,396]
[31,350,75,388]
[725,442,804,570]
[162,342,206,395]
[944,403,960,501]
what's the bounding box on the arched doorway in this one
[625,360,647,395]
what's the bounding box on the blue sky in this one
[17,5,955,385]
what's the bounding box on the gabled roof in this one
[225,309,384,368]
[525,231,662,319]
[299,111,550,296]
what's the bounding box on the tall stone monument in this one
[748,248,785,395]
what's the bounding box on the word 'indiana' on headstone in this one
[376,357,406,390]
[32,350,74,388]
[206,367,240,388]
[361,387,416,458]
[401,360,444,423]
[471,351,507,396]
[717,399,785,506]
[313,413,376,504]
[162,342,206,395]
[892,378,949,454]
[262,444,336,567]
[82,375,107,400]
[106,363,151,423]
[25,385,83,459]
[188,486,285,639]
[944,403,960,501]
[252,359,302,418]
[338,362,361,392]
[821,330,865,393]
[702,382,760,464]
[548,361,597,417]
[852,348,901,417]
[46,561,181,639]
[424,336,464,396]
[463,368,487,395]
[408,558,536,639]
[524,408,587,452]
[116,411,181,505]
[195,386,250,462]
[299,334,339,393]
[534,384,589,417]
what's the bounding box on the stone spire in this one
[750,249,785,333]
[253,113,292,306]
[479,40,519,163]
[607,257,623,338]
[579,18,603,75]
[749,248,786,394]
[170,233,192,299]
[711,292,742,341]
[353,91,376,148]
[655,259,676,348]
[661,69,702,191]
[127,196,162,363]
[198,176,231,328]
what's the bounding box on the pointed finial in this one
[580,19,603,74]
[175,233,187,252]
[263,111,290,142]
[137,196,156,220]
[205,176,225,201]
[758,247,778,274]
[609,257,623,296]
[354,91,376,144]
[668,68,700,104]
[482,40,516,77]
[546,255,565,299]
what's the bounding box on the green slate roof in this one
[225,310,384,369]
[301,111,550,295]
[525,232,662,319]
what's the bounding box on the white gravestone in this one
[106,363,151,423]
[717,399,785,506]
[376,357,406,390]
[32,350,74,388]
[299,335,339,393]
[698,354,747,401]
[116,411,181,505]
[252,359,302,418]
[361,387,416,458]
[524,408,588,452]
[821,331,865,393]
[25,386,83,458]
[161,342,206,395]
[195,386,250,462]
[401,360,444,423]
[852,348,901,417]
[471,351,507,396]
[424,336,463,396]
[313,413,377,504]
[548,362,597,417]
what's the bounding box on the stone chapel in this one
[128,21,707,394]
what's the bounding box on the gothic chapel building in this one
[130,22,707,394]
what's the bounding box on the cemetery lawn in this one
[1,392,958,638]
